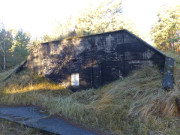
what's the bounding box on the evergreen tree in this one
[11,29,31,63]
[0,25,31,71]
[0,25,13,71]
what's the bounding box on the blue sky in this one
[0,0,179,40]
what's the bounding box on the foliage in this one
[151,4,180,53]
[43,16,76,42]
[0,54,179,135]
[28,38,41,52]
[0,25,13,71]
[74,0,122,36]
[10,29,31,63]
[0,25,31,71]
[43,0,139,42]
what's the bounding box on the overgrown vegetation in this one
[0,26,31,72]
[151,4,180,53]
[0,53,179,135]
[0,119,43,135]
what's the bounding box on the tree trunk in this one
[3,52,6,71]
[3,41,6,71]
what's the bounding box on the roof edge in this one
[41,29,167,58]
[123,29,166,57]
[41,29,126,44]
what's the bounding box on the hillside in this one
[0,53,179,135]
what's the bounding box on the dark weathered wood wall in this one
[26,30,167,90]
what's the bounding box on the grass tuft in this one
[0,119,44,135]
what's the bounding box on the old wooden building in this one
[25,29,174,91]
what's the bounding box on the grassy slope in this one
[0,119,44,135]
[0,53,179,135]
[0,68,16,82]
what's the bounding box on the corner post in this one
[162,57,175,90]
